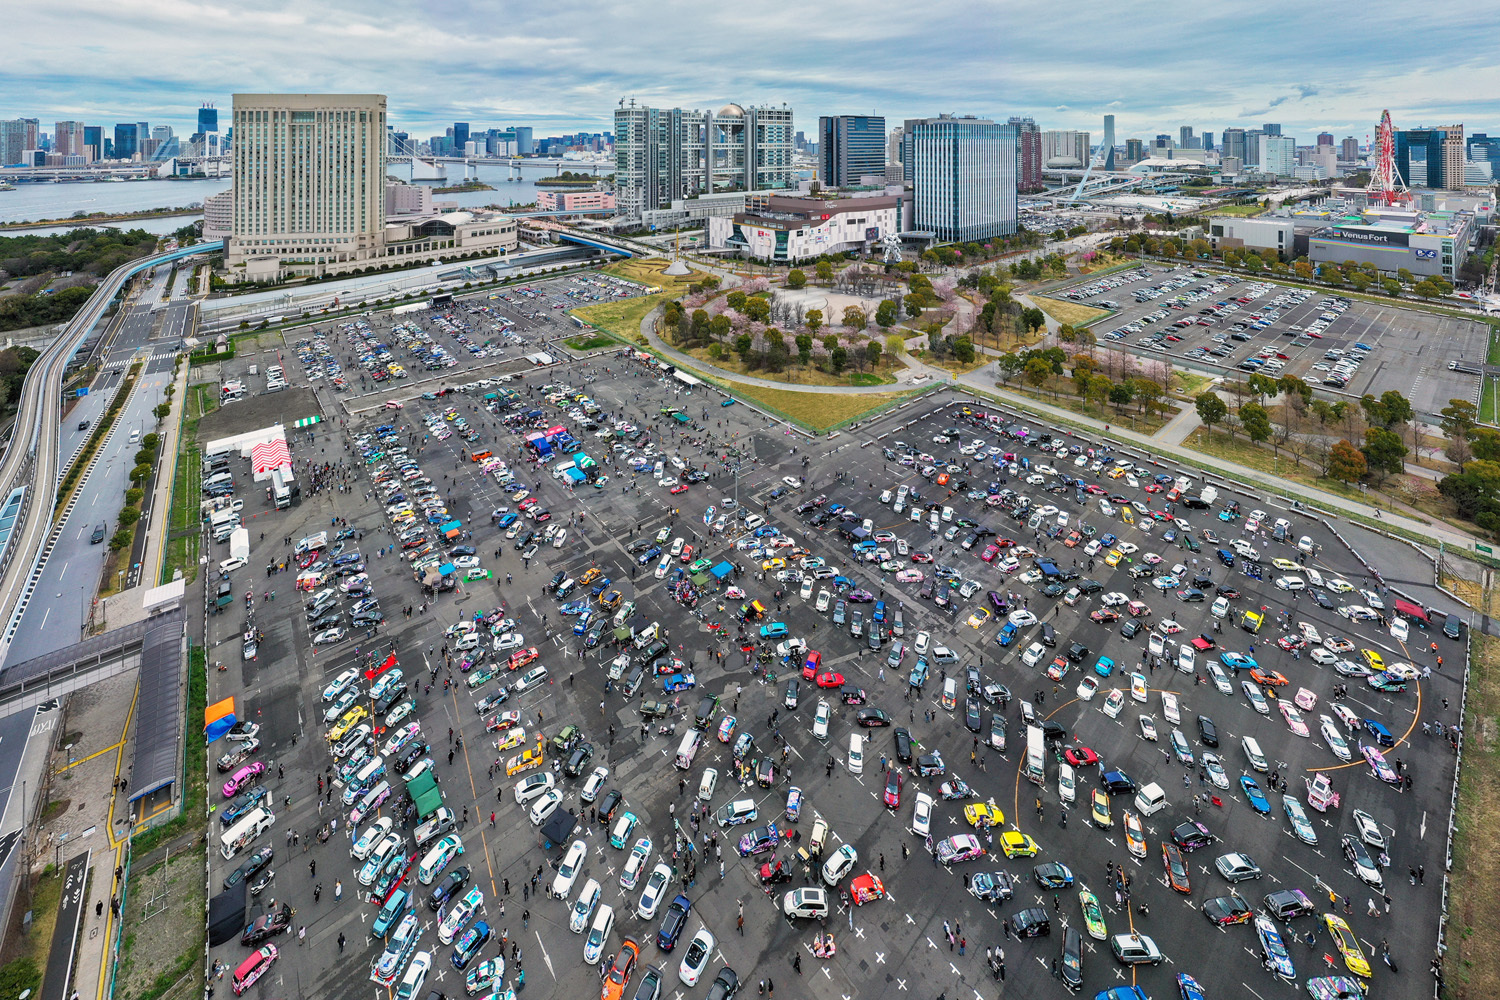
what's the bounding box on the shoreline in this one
[0,207,203,231]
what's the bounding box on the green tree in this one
[153,402,171,421]
[786,268,807,289]
[117,505,141,526]
[865,340,883,368]
[1195,392,1229,434]
[1328,439,1367,483]
[875,299,898,328]
[1023,356,1052,392]
[903,293,926,317]
[1239,401,1272,444]
[1397,267,1415,285]
[951,337,975,364]
[795,334,813,366]
[829,346,848,373]
[1362,427,1408,482]
[821,335,839,353]
[815,261,834,282]
[1021,307,1046,336]
[709,314,732,340]
[804,309,823,336]
[1441,398,1479,468]
[1413,280,1440,298]
[129,463,151,484]
[1382,278,1402,297]
[1470,427,1500,462]
[734,333,754,363]
[744,297,771,323]
[842,306,867,331]
[1108,382,1134,411]
[1377,390,1413,429]
[996,353,1025,385]
[725,290,747,313]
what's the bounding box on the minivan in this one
[848,734,864,774]
[714,798,758,827]
[941,678,958,712]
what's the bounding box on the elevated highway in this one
[0,241,222,670]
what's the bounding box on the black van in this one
[1216,548,1235,568]
[693,695,718,730]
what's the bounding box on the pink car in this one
[223,761,266,798]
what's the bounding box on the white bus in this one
[1022,726,1046,786]
[220,806,276,860]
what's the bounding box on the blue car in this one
[559,600,589,616]
[664,673,697,693]
[572,610,593,635]
[1100,533,1118,547]
[1220,651,1258,672]
[1176,973,1208,1000]
[1364,719,1395,747]
[908,659,929,689]
[1094,656,1115,678]
[759,623,789,639]
[721,398,736,407]
[496,513,519,528]
[1240,775,1271,814]
[996,623,1018,647]
[1253,914,1295,977]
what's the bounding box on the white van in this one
[1242,736,1268,773]
[848,734,864,774]
[674,730,703,769]
[417,835,463,884]
[697,768,718,802]
[342,757,387,805]
[220,806,275,860]
[1133,782,1168,816]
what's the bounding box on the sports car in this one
[938,776,972,800]
[1279,703,1310,737]
[1033,861,1074,889]
[1065,745,1100,768]
[1090,788,1113,828]
[814,671,846,688]
[736,824,781,856]
[1294,687,1318,711]
[1138,715,1158,741]
[1250,668,1289,687]
[1162,842,1191,893]
[935,834,986,866]
[223,762,266,798]
[1240,775,1271,813]
[1306,977,1368,1000]
[1202,895,1252,926]
[1323,914,1370,978]
[1201,752,1230,789]
[1320,716,1353,761]
[968,871,1015,904]
[1283,797,1318,845]
[663,673,697,692]
[1123,810,1147,858]
[716,716,737,743]
[1254,914,1295,978]
[964,800,1005,827]
[1361,744,1399,784]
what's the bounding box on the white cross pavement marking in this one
[875,952,886,964]
[896,979,908,991]
[1115,967,1128,980]
[822,967,833,979]
[949,963,961,976]
[855,926,866,939]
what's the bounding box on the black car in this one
[1010,906,1051,938]
[596,789,623,824]
[1039,623,1057,647]
[964,698,982,733]
[449,545,476,557]
[1262,888,1317,920]
[840,689,868,706]
[221,785,269,827]
[1099,769,1135,795]
[1032,862,1074,889]
[1041,582,1066,598]
[426,866,471,910]
[1202,894,1252,925]
[1065,642,1089,663]
[893,727,914,764]
[351,612,384,628]
[657,894,691,950]
[1197,715,1219,747]
[856,708,891,728]
[240,902,294,945]
[1171,820,1215,852]
[549,570,567,589]
[223,846,274,890]
[563,743,595,778]
[1120,619,1142,639]
[706,966,740,1000]
[395,741,429,773]
[1059,926,1083,992]
[1444,616,1462,640]
[1077,579,1103,594]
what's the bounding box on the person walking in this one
[334,879,342,901]
[337,932,346,953]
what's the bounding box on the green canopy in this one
[691,572,710,586]
[406,770,444,819]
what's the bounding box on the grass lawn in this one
[1208,204,1266,217]
[0,865,63,985]
[1173,371,1215,397]
[570,295,663,344]
[724,384,918,433]
[1033,296,1111,329]
[907,349,989,377]
[1447,629,1500,999]
[1487,325,1500,366]
[602,258,704,293]
[564,334,614,352]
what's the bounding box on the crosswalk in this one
[100,350,179,370]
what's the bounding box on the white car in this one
[679,927,716,987]
[1359,589,1385,609]
[397,951,431,1000]
[491,631,526,652]
[1351,809,1386,851]
[1201,752,1231,789]
[1389,618,1409,642]
[816,590,832,612]
[1205,662,1233,695]
[581,766,609,802]
[813,700,831,741]
[822,844,858,885]
[219,556,247,574]
[1100,592,1128,607]
[1274,576,1306,591]
[654,556,672,579]
[912,792,934,837]
[514,771,556,804]
[552,839,588,898]
[913,631,932,656]
[582,904,614,965]
[1076,676,1099,701]
[529,788,564,825]
[800,578,814,600]
[636,863,673,919]
[1319,715,1352,761]
[569,878,602,933]
[1022,642,1047,668]
[1008,609,1039,627]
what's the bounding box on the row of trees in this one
[992,347,1172,418]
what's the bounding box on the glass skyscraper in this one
[907,115,1016,243]
[817,115,885,187]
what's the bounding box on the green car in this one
[465,568,492,581]
[465,664,500,689]
[688,557,712,574]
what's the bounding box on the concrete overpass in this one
[0,240,221,667]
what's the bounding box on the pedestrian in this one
[309,860,316,878]
[334,879,342,901]
[337,931,346,953]
[297,925,306,946]
[878,852,885,872]
[793,953,801,975]
[1002,917,1011,939]
[1418,864,1425,884]
[523,908,529,928]
[313,883,321,903]
[737,913,744,935]
[959,937,966,956]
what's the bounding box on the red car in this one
[678,545,695,563]
[508,647,540,671]
[814,671,846,689]
[1064,745,1100,768]
[981,545,1000,563]
[1089,609,1120,624]
[1250,668,1289,687]
[1144,484,1164,493]
[883,770,904,809]
[670,484,689,495]
[995,538,1016,549]
[910,552,934,564]
[1085,485,1107,495]
[1276,635,1306,651]
[518,497,539,511]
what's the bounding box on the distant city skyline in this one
[4,2,1497,140]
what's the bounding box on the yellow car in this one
[1107,467,1127,480]
[999,831,1039,858]
[1361,649,1384,671]
[599,589,622,609]
[1271,557,1300,572]
[326,705,368,742]
[579,568,602,587]
[1090,788,1113,828]
[505,739,546,776]
[1121,506,1136,525]
[1327,578,1355,594]
[966,608,991,630]
[760,558,786,572]
[494,727,527,752]
[1105,549,1123,567]
[964,801,1005,827]
[1322,913,1370,977]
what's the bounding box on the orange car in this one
[1249,668,1289,687]
[1063,531,1082,548]
[508,647,540,671]
[601,937,640,1000]
[1162,842,1191,894]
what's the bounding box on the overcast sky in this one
[7,0,1495,142]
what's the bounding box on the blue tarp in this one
[564,468,586,483]
[711,561,733,580]
[439,562,456,576]
[205,713,237,743]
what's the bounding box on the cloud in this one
[0,0,1494,142]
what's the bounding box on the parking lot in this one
[1056,265,1489,416]
[202,276,1459,1000]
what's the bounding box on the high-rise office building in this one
[1316,132,1334,148]
[1262,135,1295,176]
[1262,123,1282,136]
[1202,131,1214,152]
[113,123,140,159]
[1124,138,1145,163]
[1340,137,1359,161]
[227,93,388,279]
[83,125,102,161]
[453,123,470,154]
[1102,115,1116,170]
[1042,130,1090,168]
[54,121,87,159]
[1220,128,1246,165]
[1395,126,1466,190]
[885,126,905,184]
[1179,126,1194,148]
[151,125,174,145]
[818,115,886,187]
[137,122,150,147]
[513,126,533,155]
[907,115,1016,242]
[1006,117,1041,192]
[612,100,794,220]
[0,118,39,165]
[198,103,219,134]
